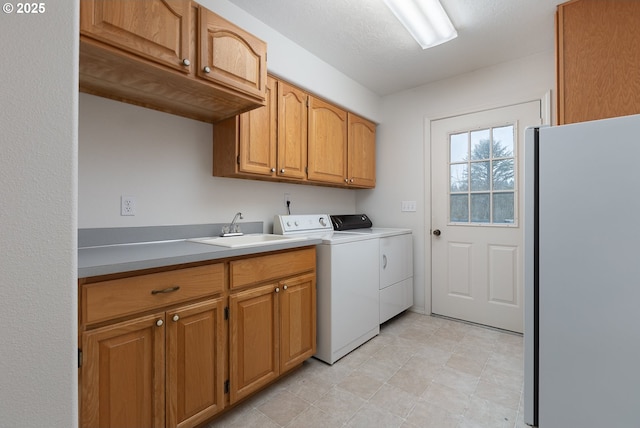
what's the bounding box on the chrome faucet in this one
[221,212,243,236]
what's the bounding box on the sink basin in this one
[189,234,307,248]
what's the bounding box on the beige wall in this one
[0,3,79,427]
[358,51,556,314]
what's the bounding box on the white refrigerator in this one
[524,114,640,427]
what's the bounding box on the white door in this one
[431,101,541,333]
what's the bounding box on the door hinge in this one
[224,380,230,394]
[224,306,229,320]
[78,349,82,368]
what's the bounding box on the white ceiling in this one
[227,0,565,96]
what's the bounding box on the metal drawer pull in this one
[151,286,181,295]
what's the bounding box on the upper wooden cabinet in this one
[212,77,309,182]
[556,0,640,124]
[213,76,376,188]
[347,113,376,188]
[198,8,267,101]
[307,96,348,185]
[80,0,192,74]
[79,0,267,123]
[277,81,308,181]
[213,76,277,178]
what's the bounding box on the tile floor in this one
[207,312,526,428]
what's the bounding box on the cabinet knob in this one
[156,319,164,327]
[344,178,348,183]
[181,58,191,66]
[280,169,285,173]
[283,285,288,290]
[172,314,180,322]
[349,178,354,183]
[275,287,280,293]
[203,66,211,73]
[271,168,276,173]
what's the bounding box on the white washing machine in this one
[274,214,380,364]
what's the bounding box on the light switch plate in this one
[401,200,417,212]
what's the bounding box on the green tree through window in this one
[449,125,515,224]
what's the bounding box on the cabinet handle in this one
[275,287,280,293]
[203,66,211,73]
[181,58,191,66]
[283,285,288,290]
[151,286,180,295]
[156,319,164,327]
[172,314,180,322]
[382,254,387,269]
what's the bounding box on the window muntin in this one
[449,124,516,225]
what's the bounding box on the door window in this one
[449,124,516,225]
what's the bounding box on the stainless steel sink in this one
[188,234,307,248]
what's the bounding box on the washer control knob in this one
[319,217,327,226]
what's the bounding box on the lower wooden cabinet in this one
[79,247,316,427]
[229,272,316,403]
[80,298,225,428]
[166,299,226,428]
[81,313,166,428]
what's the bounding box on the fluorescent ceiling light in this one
[383,0,457,49]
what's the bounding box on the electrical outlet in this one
[121,196,136,216]
[284,193,291,207]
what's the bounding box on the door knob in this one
[433,229,441,236]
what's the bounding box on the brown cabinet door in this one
[229,283,279,403]
[279,273,316,374]
[238,76,278,176]
[277,81,308,180]
[347,113,376,188]
[557,0,640,124]
[199,7,267,101]
[81,313,165,428]
[307,96,348,185]
[166,298,226,428]
[80,0,191,74]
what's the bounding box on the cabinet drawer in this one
[82,264,224,325]
[230,248,315,289]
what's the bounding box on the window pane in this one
[471,129,490,160]
[493,192,515,223]
[470,161,490,191]
[493,159,514,190]
[493,125,514,158]
[450,133,468,162]
[450,194,469,222]
[471,193,490,222]
[450,164,468,191]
